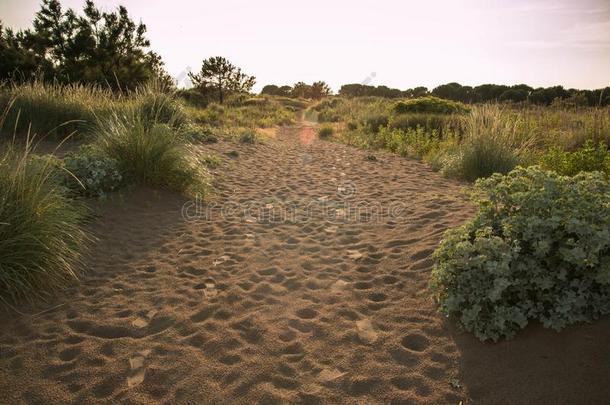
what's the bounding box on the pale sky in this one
[1,0,609,92]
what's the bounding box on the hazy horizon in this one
[2,0,609,92]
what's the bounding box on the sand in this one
[1,123,610,404]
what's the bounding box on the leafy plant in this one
[62,144,124,197]
[540,140,610,176]
[431,166,610,341]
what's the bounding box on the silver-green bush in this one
[431,166,610,341]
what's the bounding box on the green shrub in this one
[0,144,89,304]
[441,135,519,181]
[62,145,124,197]
[200,153,221,168]
[393,96,469,115]
[239,129,260,144]
[440,105,532,181]
[360,113,389,133]
[431,167,610,341]
[96,111,206,195]
[388,113,463,135]
[181,124,218,143]
[318,125,334,138]
[540,140,610,176]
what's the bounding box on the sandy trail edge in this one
[1,124,609,404]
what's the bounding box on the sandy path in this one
[1,124,610,404]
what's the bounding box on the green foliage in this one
[0,0,170,90]
[318,125,334,138]
[393,96,470,115]
[96,110,207,196]
[431,167,610,341]
[360,113,389,133]
[238,129,261,144]
[388,113,464,135]
[0,143,89,304]
[200,153,221,168]
[0,81,114,139]
[134,89,188,130]
[62,144,124,197]
[188,97,295,128]
[188,56,256,104]
[441,135,519,181]
[180,124,218,143]
[540,140,610,176]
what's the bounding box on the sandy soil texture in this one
[1,124,609,404]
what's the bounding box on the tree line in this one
[261,82,331,100]
[337,82,610,107]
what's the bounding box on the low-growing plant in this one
[239,129,261,144]
[431,166,610,342]
[62,144,124,197]
[540,140,610,176]
[200,153,221,168]
[0,142,89,304]
[318,125,334,138]
[181,124,219,143]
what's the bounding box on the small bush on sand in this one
[62,145,124,197]
[239,129,261,144]
[96,111,206,195]
[180,124,219,143]
[360,113,389,133]
[393,96,469,115]
[540,140,610,176]
[318,125,334,138]
[441,105,533,181]
[431,167,610,342]
[200,153,221,168]
[0,143,89,304]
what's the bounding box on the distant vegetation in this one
[312,96,610,181]
[261,81,332,100]
[338,82,610,107]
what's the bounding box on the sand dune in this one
[1,124,609,404]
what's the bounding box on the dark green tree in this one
[0,0,169,90]
[188,56,255,104]
[309,81,332,99]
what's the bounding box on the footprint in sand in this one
[127,349,151,388]
[356,319,378,344]
[325,226,338,234]
[330,279,349,292]
[346,250,363,260]
[131,309,158,329]
[213,255,230,266]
